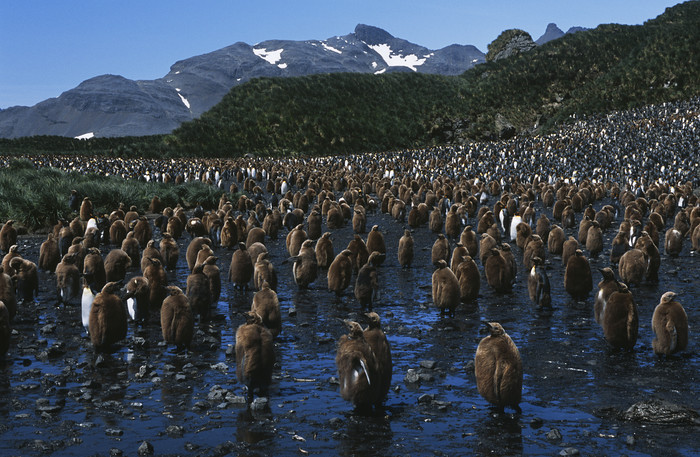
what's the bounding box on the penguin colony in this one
[0,97,697,420]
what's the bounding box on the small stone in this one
[626,435,635,446]
[328,417,343,428]
[40,324,56,334]
[225,393,246,404]
[418,394,435,404]
[175,374,186,382]
[211,362,228,372]
[166,425,184,437]
[225,345,235,356]
[420,360,437,370]
[251,397,268,411]
[288,307,297,317]
[546,429,562,441]
[404,369,420,384]
[105,428,123,437]
[137,441,154,456]
[559,448,580,456]
[418,373,434,383]
[110,449,123,456]
[530,417,544,429]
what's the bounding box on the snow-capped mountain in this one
[0,24,485,139]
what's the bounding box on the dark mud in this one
[0,190,698,457]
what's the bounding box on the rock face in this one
[489,30,537,61]
[536,23,565,45]
[535,23,590,46]
[0,24,486,139]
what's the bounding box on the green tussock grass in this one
[0,160,232,231]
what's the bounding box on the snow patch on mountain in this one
[253,48,284,65]
[368,44,426,71]
[321,42,342,54]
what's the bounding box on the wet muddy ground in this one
[0,187,698,457]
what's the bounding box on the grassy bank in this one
[0,159,230,232]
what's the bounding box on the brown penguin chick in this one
[109,219,128,246]
[535,214,551,245]
[55,253,81,304]
[691,223,700,252]
[140,240,163,274]
[315,232,335,269]
[0,220,17,254]
[246,226,266,248]
[307,209,322,240]
[89,282,128,353]
[651,291,688,356]
[460,226,478,257]
[185,236,213,271]
[609,230,629,264]
[432,259,461,316]
[286,224,307,257]
[450,243,468,273]
[58,223,74,257]
[186,217,207,238]
[79,197,93,222]
[476,210,495,235]
[0,268,16,321]
[120,231,141,268]
[515,222,533,249]
[187,264,212,320]
[335,320,379,410]
[347,234,369,272]
[397,229,414,268]
[594,268,619,326]
[143,257,168,309]
[69,216,85,238]
[291,239,318,289]
[561,205,576,229]
[1,245,21,276]
[564,250,592,299]
[166,215,185,240]
[82,247,106,292]
[39,233,60,273]
[363,312,392,407]
[159,232,180,271]
[431,234,450,266]
[0,301,9,358]
[354,251,385,309]
[254,251,278,291]
[578,217,593,245]
[352,206,367,233]
[527,256,551,309]
[585,220,604,258]
[251,281,281,338]
[547,225,565,255]
[160,286,194,350]
[10,257,38,304]
[365,225,386,265]
[220,217,238,248]
[246,241,268,266]
[103,248,131,283]
[194,244,215,270]
[479,233,498,266]
[561,236,579,266]
[236,311,275,403]
[486,223,501,244]
[133,216,152,248]
[124,276,150,323]
[485,248,513,293]
[67,238,86,272]
[618,248,647,287]
[429,207,443,233]
[522,234,545,271]
[229,242,253,289]
[328,249,354,295]
[407,205,421,228]
[456,255,480,302]
[474,322,522,413]
[202,256,221,303]
[634,231,660,282]
[445,205,462,239]
[664,228,683,257]
[602,283,638,350]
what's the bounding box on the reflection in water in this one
[474,413,523,457]
[336,411,393,457]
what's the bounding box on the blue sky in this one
[0,0,683,108]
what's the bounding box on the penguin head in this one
[660,291,677,304]
[484,322,505,337]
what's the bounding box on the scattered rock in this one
[137,440,154,456]
[546,429,562,441]
[559,447,579,456]
[251,397,268,411]
[105,428,123,437]
[419,360,437,370]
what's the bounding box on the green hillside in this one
[168,1,699,156]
